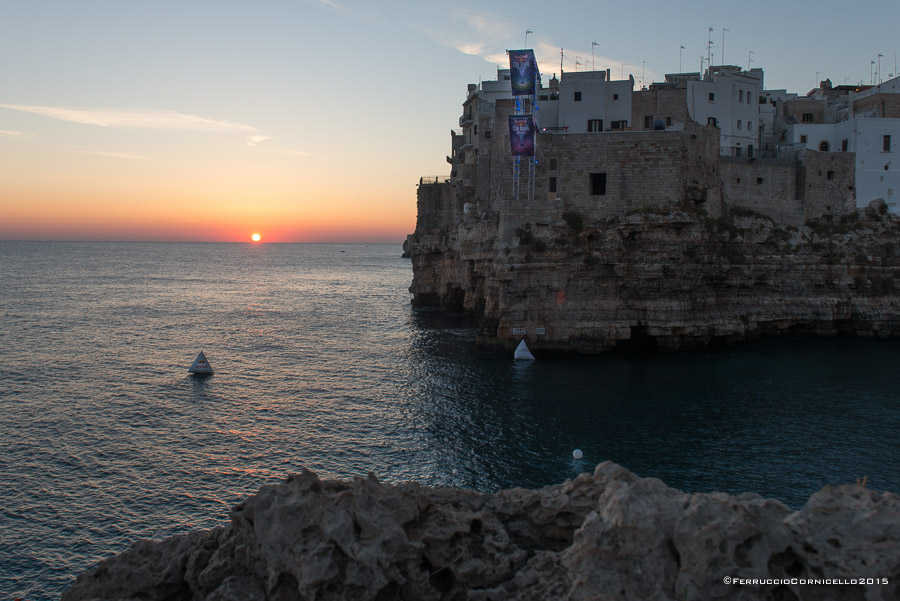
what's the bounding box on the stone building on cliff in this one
[406,59,899,352]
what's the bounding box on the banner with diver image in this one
[508,49,538,96]
[509,115,535,156]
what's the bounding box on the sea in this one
[1,241,898,600]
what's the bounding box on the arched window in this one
[819,140,830,152]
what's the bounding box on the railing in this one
[419,176,451,185]
[459,112,474,127]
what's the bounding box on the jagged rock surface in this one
[64,462,899,601]
[407,197,900,352]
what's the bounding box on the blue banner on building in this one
[508,49,538,96]
[509,115,535,156]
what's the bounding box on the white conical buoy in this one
[514,339,535,361]
[188,351,213,374]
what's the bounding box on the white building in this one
[553,70,634,133]
[687,66,764,157]
[782,75,900,211]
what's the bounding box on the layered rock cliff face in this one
[407,196,900,352]
[64,462,899,601]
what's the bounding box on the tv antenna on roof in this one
[722,28,728,65]
[592,41,599,71]
[525,29,532,47]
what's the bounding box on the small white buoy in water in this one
[514,339,535,361]
[573,449,583,460]
[188,351,213,375]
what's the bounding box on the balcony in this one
[459,112,474,127]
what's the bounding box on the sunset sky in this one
[1,0,896,242]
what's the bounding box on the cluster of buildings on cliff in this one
[427,58,899,227]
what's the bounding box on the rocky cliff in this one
[407,196,900,352]
[64,462,899,601]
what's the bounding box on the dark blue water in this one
[1,241,898,600]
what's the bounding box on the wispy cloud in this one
[0,129,26,136]
[78,150,146,160]
[420,9,518,58]
[313,0,347,12]
[246,135,271,147]
[0,104,258,132]
[486,40,636,81]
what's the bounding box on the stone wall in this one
[853,93,900,118]
[720,157,804,225]
[800,150,857,218]
[631,86,690,130]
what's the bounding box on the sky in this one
[1,0,897,242]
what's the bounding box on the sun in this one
[251,233,261,242]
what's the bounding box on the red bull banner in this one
[509,49,538,96]
[509,115,535,156]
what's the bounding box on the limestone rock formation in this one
[64,462,899,601]
[407,194,900,352]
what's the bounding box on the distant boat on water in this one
[188,351,213,375]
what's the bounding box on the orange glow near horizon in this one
[0,114,424,243]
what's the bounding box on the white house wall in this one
[854,117,900,210]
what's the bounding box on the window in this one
[737,120,742,130]
[708,92,715,101]
[666,117,672,126]
[884,135,892,152]
[842,139,849,152]
[590,173,607,195]
[613,93,619,100]
[644,115,653,128]
[611,120,626,130]
[739,90,744,103]
[539,95,549,101]
[484,130,491,139]
[734,147,742,157]
[549,177,557,193]
[574,91,582,102]
[800,135,808,144]
[802,113,813,122]
[748,145,754,158]
[747,121,752,132]
[827,170,835,181]
[756,177,764,184]
[549,158,558,170]
[587,119,603,132]
[819,141,830,152]
[474,124,477,135]
[707,117,718,127]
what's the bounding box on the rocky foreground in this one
[64,463,898,601]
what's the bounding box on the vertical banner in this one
[509,115,535,156]
[509,49,538,96]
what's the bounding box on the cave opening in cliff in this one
[615,325,659,354]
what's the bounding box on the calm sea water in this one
[1,241,898,600]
